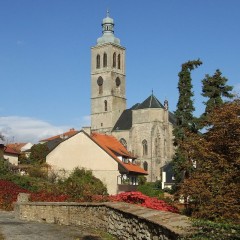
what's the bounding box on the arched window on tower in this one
[104,100,107,111]
[120,138,127,149]
[142,140,148,156]
[96,54,100,69]
[103,53,107,67]
[113,52,116,68]
[97,76,103,94]
[117,54,121,69]
[143,161,148,171]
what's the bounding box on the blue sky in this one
[0,0,239,143]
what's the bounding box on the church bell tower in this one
[91,11,126,133]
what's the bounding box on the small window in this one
[120,138,127,149]
[142,139,148,156]
[96,54,100,69]
[104,100,107,111]
[113,52,116,68]
[103,53,107,67]
[143,161,148,171]
[117,54,121,69]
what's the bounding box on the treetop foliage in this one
[201,69,234,121]
[179,99,240,223]
[175,59,202,139]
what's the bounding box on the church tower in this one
[91,11,126,133]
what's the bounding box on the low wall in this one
[15,193,193,240]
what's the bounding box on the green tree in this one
[173,59,202,184]
[200,69,234,124]
[180,99,240,223]
[58,167,108,200]
[29,143,49,164]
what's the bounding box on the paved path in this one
[0,211,107,240]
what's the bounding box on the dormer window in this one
[120,138,127,149]
[122,157,129,163]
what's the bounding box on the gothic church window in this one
[103,53,107,67]
[96,54,100,69]
[117,54,121,69]
[113,52,116,67]
[120,138,127,149]
[142,140,148,156]
[143,161,148,171]
[104,100,107,111]
[97,76,103,94]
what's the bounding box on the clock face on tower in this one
[115,77,121,87]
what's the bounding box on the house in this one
[4,146,19,165]
[46,130,147,195]
[7,142,33,158]
[161,162,175,189]
[39,128,78,144]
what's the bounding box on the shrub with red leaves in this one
[0,180,29,210]
[110,191,179,213]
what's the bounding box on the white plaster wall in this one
[21,143,33,151]
[4,153,18,165]
[46,132,120,195]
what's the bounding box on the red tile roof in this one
[4,146,19,155]
[91,132,147,175]
[6,143,27,153]
[40,128,78,142]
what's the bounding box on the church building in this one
[90,12,175,182]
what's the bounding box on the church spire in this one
[97,11,120,46]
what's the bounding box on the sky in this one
[0,0,240,143]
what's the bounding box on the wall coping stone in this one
[15,194,195,239]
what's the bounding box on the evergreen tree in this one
[29,143,49,164]
[173,59,202,184]
[201,69,234,122]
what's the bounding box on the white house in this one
[46,130,147,195]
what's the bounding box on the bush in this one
[137,182,164,198]
[110,191,178,213]
[0,180,29,210]
[180,219,240,240]
[58,167,108,201]
[28,165,48,179]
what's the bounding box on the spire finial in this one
[151,89,154,95]
[107,9,110,17]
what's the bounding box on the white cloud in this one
[0,116,71,144]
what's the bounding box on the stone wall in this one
[15,194,193,240]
